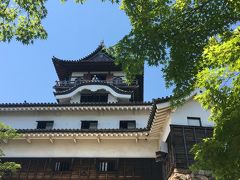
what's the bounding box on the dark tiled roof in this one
[0,96,171,108]
[153,96,172,103]
[146,103,157,130]
[52,42,115,63]
[52,44,121,80]
[0,101,153,107]
[54,81,132,96]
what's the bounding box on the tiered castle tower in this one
[0,43,214,180]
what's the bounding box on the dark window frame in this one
[91,74,107,80]
[81,121,98,130]
[80,93,108,103]
[36,121,54,129]
[97,159,118,173]
[119,120,136,129]
[187,117,202,127]
[54,161,71,172]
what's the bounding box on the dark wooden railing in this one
[54,79,138,89]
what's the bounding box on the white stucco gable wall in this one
[160,99,214,142]
[170,99,213,126]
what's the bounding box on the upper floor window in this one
[119,121,136,129]
[112,77,123,85]
[91,74,107,80]
[36,121,54,129]
[187,117,201,126]
[81,93,108,103]
[81,121,98,130]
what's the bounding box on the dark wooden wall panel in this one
[163,125,213,179]
[2,158,162,180]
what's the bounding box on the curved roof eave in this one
[55,84,132,100]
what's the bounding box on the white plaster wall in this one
[71,72,85,78]
[160,99,213,142]
[112,71,125,77]
[2,139,159,158]
[70,93,80,103]
[108,94,118,103]
[170,99,213,126]
[160,99,214,142]
[0,110,150,130]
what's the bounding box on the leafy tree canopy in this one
[0,122,20,177]
[111,0,240,105]
[0,0,119,44]
[191,28,240,179]
[0,0,48,44]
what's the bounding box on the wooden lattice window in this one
[98,159,118,172]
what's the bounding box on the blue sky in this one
[0,1,172,103]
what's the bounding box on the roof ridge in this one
[52,42,114,63]
[0,101,154,107]
[15,128,149,133]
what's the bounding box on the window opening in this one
[81,94,108,103]
[98,160,117,172]
[187,117,201,126]
[81,121,98,130]
[36,121,54,129]
[119,121,136,129]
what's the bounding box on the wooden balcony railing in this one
[54,79,138,89]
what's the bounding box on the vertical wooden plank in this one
[182,127,189,167]
[16,160,21,180]
[60,171,63,180]
[170,127,176,168]
[87,159,90,180]
[70,158,74,180]
[193,127,197,143]
[50,158,54,180]
[123,159,126,179]
[42,159,48,180]
[96,158,99,180]
[204,127,207,137]
[133,166,135,180]
[78,158,81,180]
[26,159,32,180]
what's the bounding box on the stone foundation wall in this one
[168,168,214,180]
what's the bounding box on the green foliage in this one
[0,122,20,177]
[109,0,240,105]
[191,28,240,179]
[0,0,48,44]
[0,122,18,141]
[0,0,120,44]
